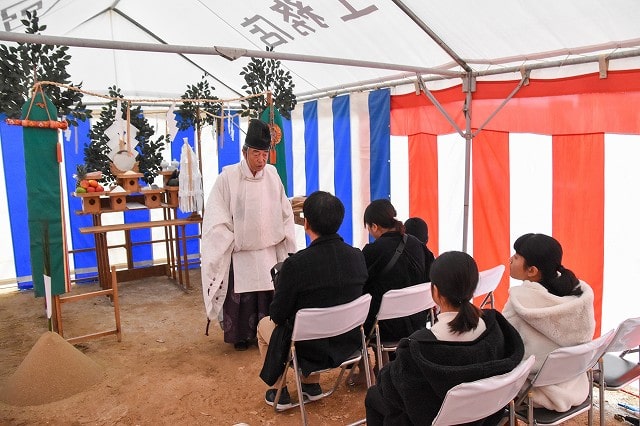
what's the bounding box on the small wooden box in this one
[75,192,102,214]
[116,172,143,193]
[109,192,128,211]
[142,189,164,208]
[165,186,179,207]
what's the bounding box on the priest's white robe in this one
[200,159,296,322]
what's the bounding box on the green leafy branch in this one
[0,10,89,125]
[240,46,297,119]
[176,76,221,131]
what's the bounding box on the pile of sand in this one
[0,331,104,406]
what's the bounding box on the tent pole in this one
[471,72,529,138]
[296,48,640,102]
[4,30,640,103]
[391,0,471,73]
[462,73,474,253]
[0,31,459,78]
[416,75,465,137]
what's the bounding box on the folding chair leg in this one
[363,348,372,388]
[292,349,309,425]
[273,361,291,413]
[375,325,385,371]
[362,327,373,387]
[588,370,594,426]
[509,400,515,426]
[598,358,605,426]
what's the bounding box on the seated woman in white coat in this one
[503,233,596,411]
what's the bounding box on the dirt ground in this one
[0,269,637,425]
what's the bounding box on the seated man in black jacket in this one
[257,191,369,409]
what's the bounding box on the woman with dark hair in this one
[365,251,524,425]
[404,216,435,279]
[362,200,430,342]
[348,200,430,385]
[504,233,595,411]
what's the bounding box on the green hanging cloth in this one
[260,106,288,194]
[21,90,66,297]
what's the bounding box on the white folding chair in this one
[595,316,640,426]
[474,264,505,309]
[371,283,436,369]
[432,355,536,426]
[514,329,615,426]
[272,294,372,426]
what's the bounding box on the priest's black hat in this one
[244,119,271,151]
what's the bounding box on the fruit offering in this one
[74,164,104,194]
[75,178,104,193]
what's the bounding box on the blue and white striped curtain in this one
[0,113,204,289]
[282,89,391,249]
[201,90,392,252]
[0,89,391,288]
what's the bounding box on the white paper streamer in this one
[178,138,204,212]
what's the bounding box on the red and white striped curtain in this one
[390,70,640,336]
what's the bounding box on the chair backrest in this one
[605,316,640,353]
[291,294,372,342]
[473,264,505,298]
[376,283,435,321]
[532,329,615,387]
[432,355,536,425]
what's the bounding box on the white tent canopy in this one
[2,0,640,101]
[2,1,640,341]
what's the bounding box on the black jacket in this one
[367,310,525,425]
[267,233,368,376]
[362,231,431,340]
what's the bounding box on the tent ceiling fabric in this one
[1,0,640,101]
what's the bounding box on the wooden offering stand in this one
[74,191,103,214]
[115,171,143,193]
[73,166,197,292]
[160,170,179,207]
[164,186,179,207]
[141,188,164,208]
[108,190,129,211]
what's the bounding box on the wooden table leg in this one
[92,215,111,290]
[111,266,122,342]
[174,223,183,287]
[165,209,177,280]
[163,208,173,278]
[54,294,63,337]
[180,224,190,290]
[124,229,133,269]
[95,231,111,290]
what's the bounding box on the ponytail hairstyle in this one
[429,251,482,334]
[513,233,582,297]
[363,199,404,233]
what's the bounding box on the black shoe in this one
[301,383,323,401]
[234,341,248,351]
[265,386,293,410]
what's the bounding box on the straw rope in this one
[32,81,269,106]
